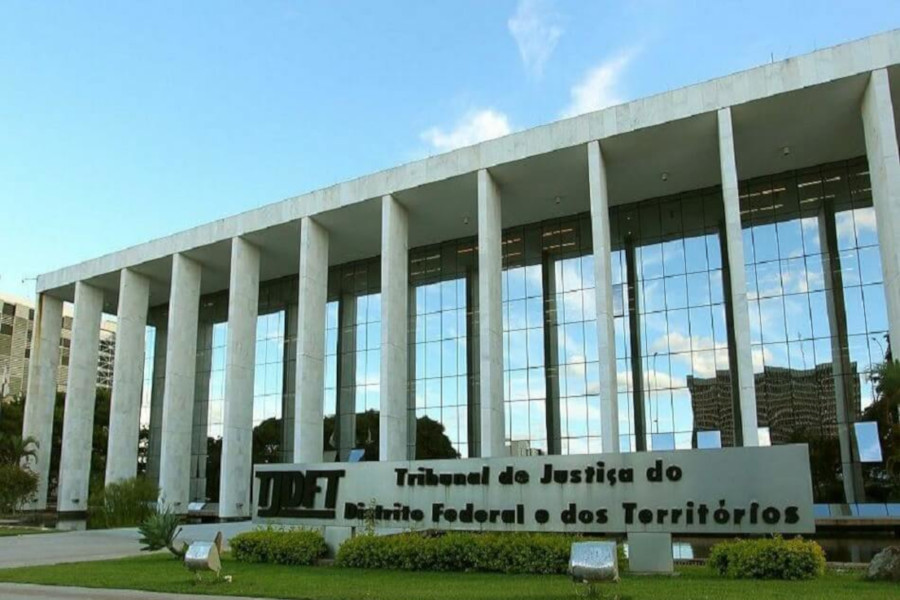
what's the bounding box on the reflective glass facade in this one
[611,189,736,452]
[740,157,889,502]
[143,160,893,506]
[327,259,381,460]
[501,216,603,456]
[409,238,477,458]
[138,325,156,474]
[253,311,285,427]
[139,325,155,431]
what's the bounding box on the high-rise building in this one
[0,293,116,397]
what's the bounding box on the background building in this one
[0,293,116,397]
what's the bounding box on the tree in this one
[321,410,459,461]
[252,417,282,465]
[0,433,39,466]
[414,415,460,460]
[861,360,900,501]
[2,388,115,504]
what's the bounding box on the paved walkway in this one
[0,522,256,569]
[0,582,272,600]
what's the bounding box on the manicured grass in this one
[0,527,56,537]
[0,554,891,599]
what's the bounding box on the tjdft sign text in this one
[252,445,815,534]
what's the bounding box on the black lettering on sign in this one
[255,470,345,519]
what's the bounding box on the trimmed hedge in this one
[336,532,585,574]
[231,527,328,566]
[708,536,826,580]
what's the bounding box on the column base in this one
[56,512,88,531]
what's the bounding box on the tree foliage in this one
[861,360,900,501]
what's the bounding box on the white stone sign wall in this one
[252,445,814,535]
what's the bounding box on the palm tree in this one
[0,433,39,467]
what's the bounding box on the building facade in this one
[22,31,900,518]
[0,293,115,398]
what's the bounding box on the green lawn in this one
[0,554,892,599]
[0,527,56,537]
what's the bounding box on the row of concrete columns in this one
[21,69,900,516]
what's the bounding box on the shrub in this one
[0,464,38,514]
[231,527,328,566]
[138,508,186,559]
[88,477,158,529]
[708,536,826,580]
[336,531,586,574]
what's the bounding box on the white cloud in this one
[420,109,512,153]
[508,0,563,79]
[561,50,636,119]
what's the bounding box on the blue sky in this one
[1,0,898,302]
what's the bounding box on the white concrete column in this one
[158,254,201,512]
[478,169,505,457]
[57,281,103,514]
[717,107,759,447]
[105,269,150,485]
[587,141,620,454]
[380,194,409,461]
[21,294,63,510]
[862,68,900,352]
[294,217,329,463]
[219,237,260,519]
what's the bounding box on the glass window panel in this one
[581,255,595,289]
[847,334,873,375]
[706,235,722,270]
[689,307,714,349]
[858,246,883,285]
[839,249,861,286]
[650,432,676,451]
[835,211,857,250]
[805,257,825,292]
[583,289,596,322]
[642,279,665,313]
[782,294,812,341]
[755,261,782,298]
[663,240,686,276]
[441,280,457,310]
[709,270,724,304]
[685,237,709,273]
[753,224,779,263]
[526,296,543,329]
[562,291,584,323]
[777,220,804,259]
[862,285,888,334]
[665,275,688,310]
[807,291,831,339]
[507,268,526,300]
[507,299,527,330]
[562,258,582,292]
[525,264,542,298]
[639,244,663,280]
[854,421,883,463]
[758,298,786,343]
[781,257,808,294]
[843,286,867,335]
[748,299,762,345]
[686,272,710,306]
[800,216,821,255]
